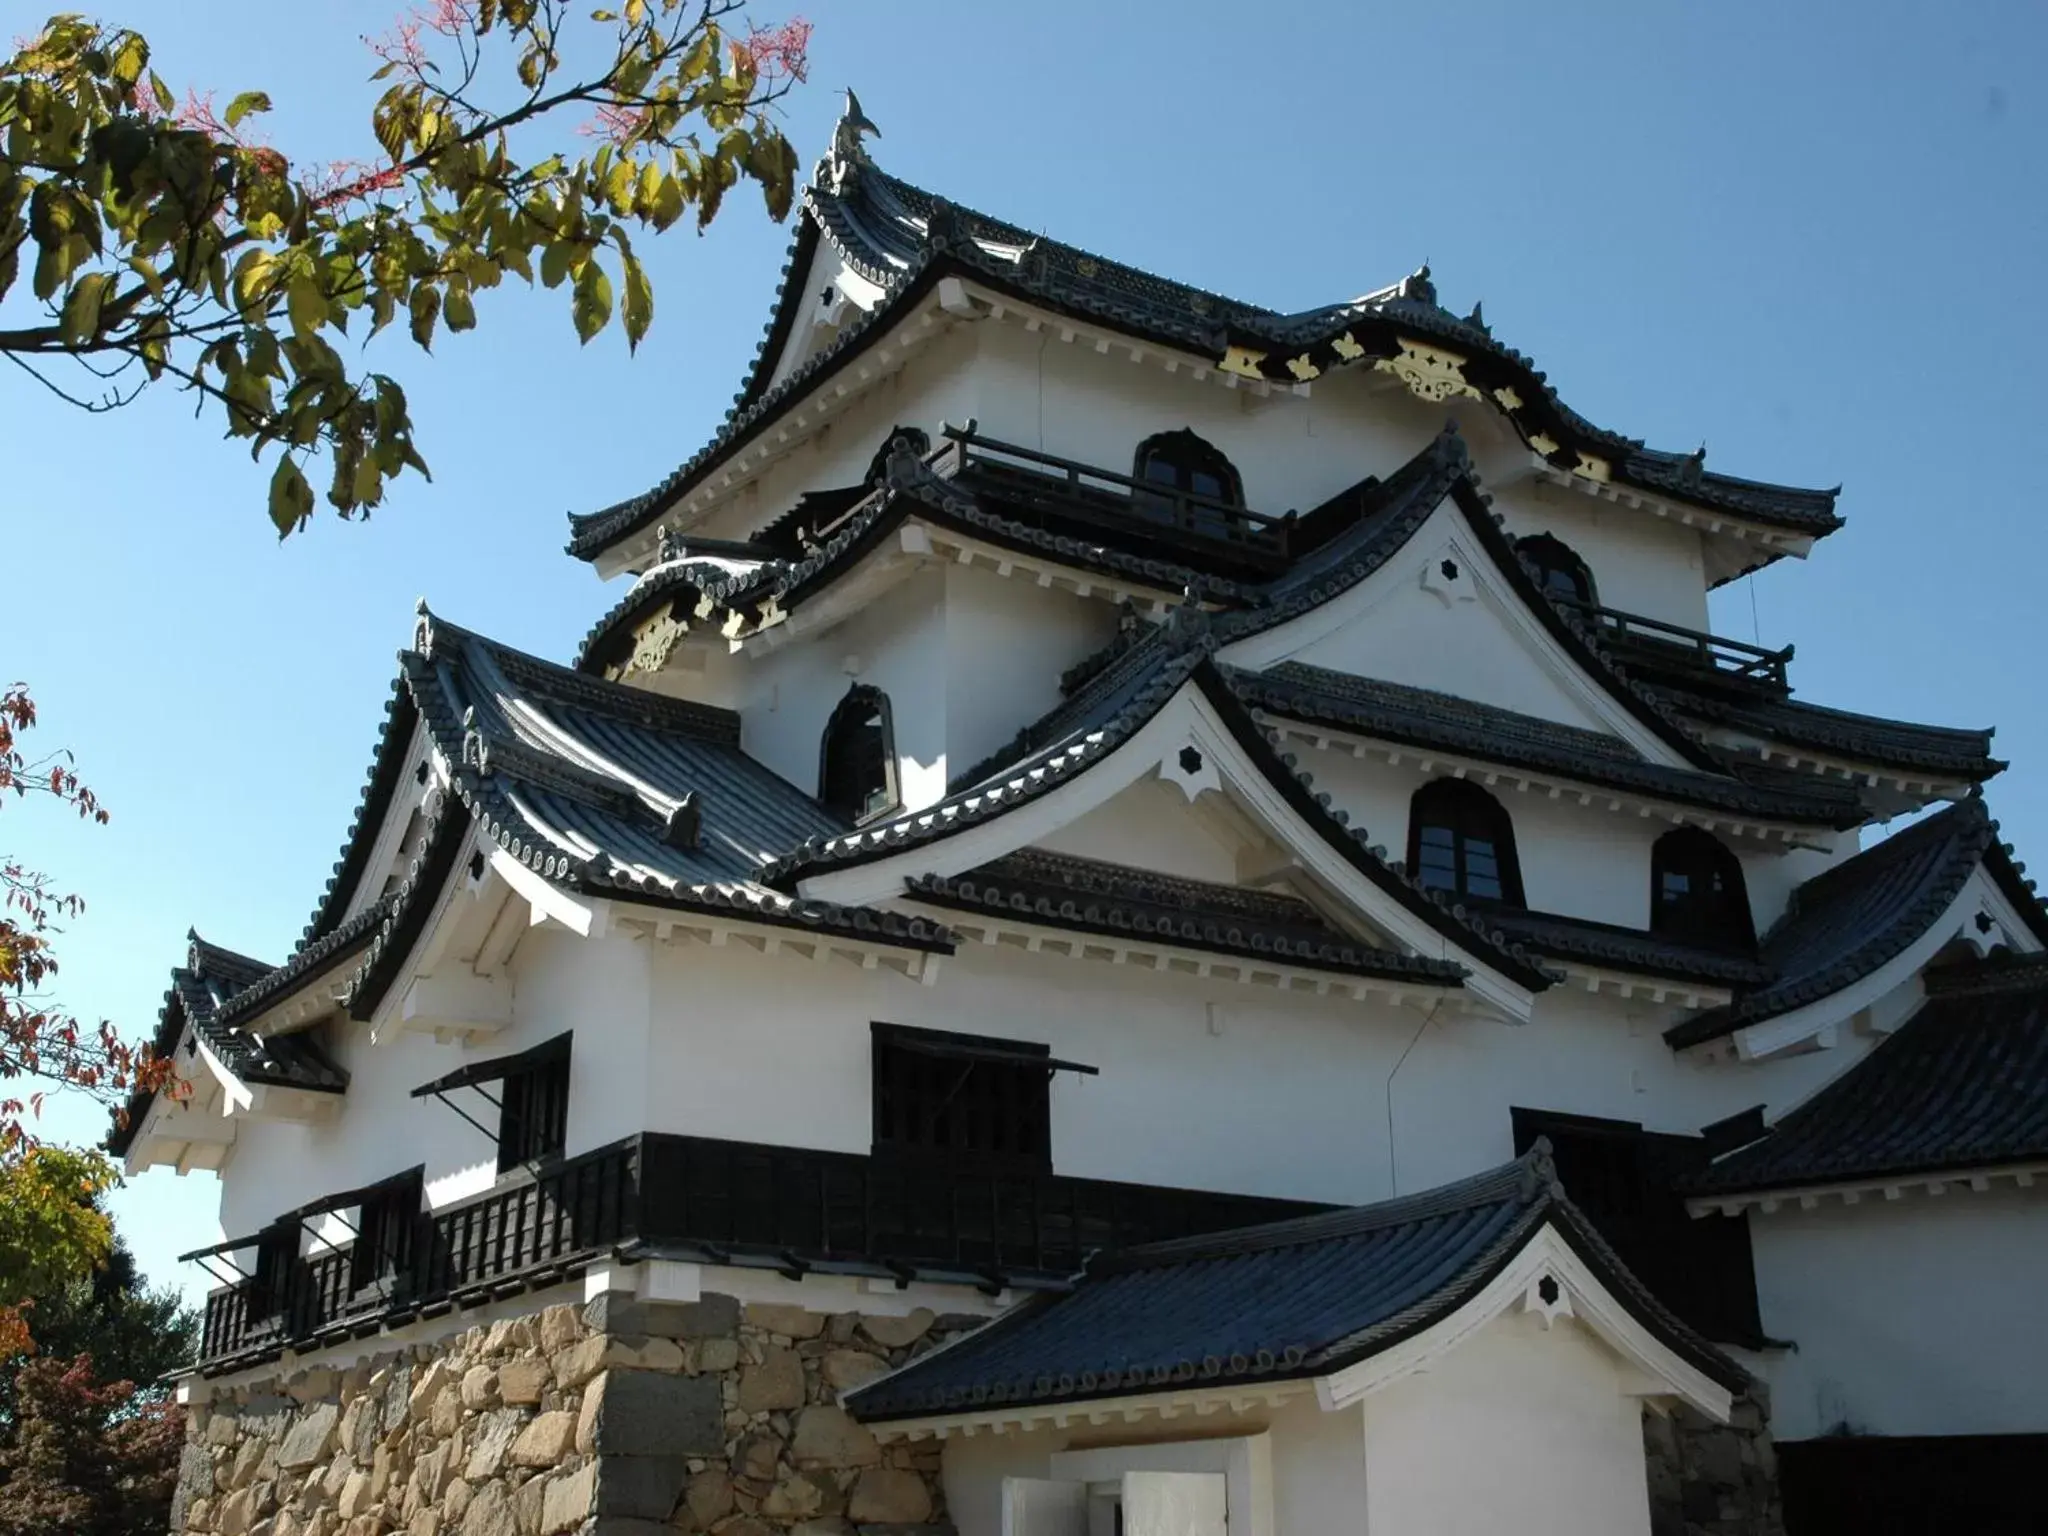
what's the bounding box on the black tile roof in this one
[1666,797,2048,1049]
[568,125,1840,565]
[845,1143,1745,1421]
[906,849,1469,988]
[761,611,1554,993]
[390,608,955,991]
[108,932,355,1158]
[1235,663,1865,829]
[1486,908,1774,989]
[1649,684,2003,783]
[1691,954,2048,1196]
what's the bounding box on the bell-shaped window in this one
[1408,779,1524,906]
[1651,828,1754,946]
[1516,533,1597,607]
[820,685,897,823]
[1134,429,1244,508]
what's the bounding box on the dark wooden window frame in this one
[1650,827,1756,948]
[1515,532,1598,607]
[1510,1106,1762,1346]
[348,1166,425,1298]
[498,1048,571,1173]
[871,1022,1057,1172]
[1407,777,1526,907]
[1133,429,1245,509]
[820,684,899,825]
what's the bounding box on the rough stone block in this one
[381,1363,416,1436]
[575,1371,607,1457]
[511,1411,579,1468]
[172,1438,216,1529]
[731,1430,782,1485]
[277,1404,342,1471]
[743,1304,827,1340]
[537,1305,584,1355]
[607,1336,685,1372]
[820,1350,891,1394]
[460,1478,518,1536]
[498,1359,550,1407]
[551,1336,609,1391]
[669,1293,740,1339]
[466,1410,525,1481]
[848,1469,933,1525]
[737,1348,805,1413]
[791,1407,879,1470]
[857,1312,933,1350]
[588,1371,722,1458]
[682,1467,734,1527]
[593,1454,690,1519]
[540,1462,596,1536]
[693,1338,741,1374]
[461,1366,500,1410]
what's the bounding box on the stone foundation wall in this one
[171,1289,981,1536]
[1644,1388,1783,1536]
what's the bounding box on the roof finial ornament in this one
[1399,262,1437,306]
[1464,299,1487,333]
[826,88,879,194]
[663,792,702,851]
[656,524,686,565]
[1678,442,1707,490]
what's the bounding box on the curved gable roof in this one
[569,113,1840,566]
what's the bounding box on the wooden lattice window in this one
[1408,778,1525,906]
[1511,1107,1762,1346]
[1134,429,1244,507]
[498,1047,571,1172]
[1652,828,1755,947]
[1516,533,1597,606]
[820,685,898,823]
[349,1168,424,1295]
[871,1023,1052,1170]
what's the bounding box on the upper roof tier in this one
[566,99,1843,569]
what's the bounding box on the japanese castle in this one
[123,100,2048,1536]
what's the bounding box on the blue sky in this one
[6,0,2044,1301]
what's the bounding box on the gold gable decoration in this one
[1373,340,1482,404]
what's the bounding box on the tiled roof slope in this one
[1486,909,1774,989]
[399,608,955,965]
[846,1143,1745,1421]
[1666,798,2048,1049]
[109,932,354,1157]
[1236,663,1865,828]
[906,849,1469,988]
[1649,684,2003,783]
[1692,954,2048,1195]
[761,613,1554,992]
[568,119,1840,564]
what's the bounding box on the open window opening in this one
[1651,827,1755,947]
[820,684,898,824]
[871,1023,1096,1172]
[1515,532,1598,607]
[411,1032,572,1174]
[1408,778,1525,906]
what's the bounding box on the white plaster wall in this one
[736,565,950,811]
[1034,780,1243,886]
[943,562,1120,783]
[1490,479,1712,632]
[1361,1308,1654,1536]
[1747,1186,2048,1441]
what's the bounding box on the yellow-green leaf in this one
[269,456,314,536]
[409,283,441,349]
[286,276,327,337]
[571,260,611,344]
[59,271,112,346]
[444,284,476,332]
[621,252,652,351]
[225,91,272,128]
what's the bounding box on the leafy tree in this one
[1,2,809,534]
[0,686,163,1160]
[0,1355,182,1536]
[0,1145,116,1359]
[7,1236,197,1412]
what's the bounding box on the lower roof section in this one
[845,1142,1745,1427]
[1691,953,2048,1202]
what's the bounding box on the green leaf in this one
[150,71,175,114]
[110,33,148,90]
[225,91,272,128]
[571,260,611,344]
[621,251,652,352]
[268,456,314,536]
[444,283,476,332]
[539,240,575,290]
[409,284,441,350]
[59,272,112,346]
[286,276,327,337]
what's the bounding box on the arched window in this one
[820,685,897,823]
[1651,829,1754,947]
[1516,534,1597,607]
[1134,429,1244,507]
[1408,779,1524,906]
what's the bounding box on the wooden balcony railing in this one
[194,1133,1322,1370]
[1560,598,1793,692]
[935,425,1295,572]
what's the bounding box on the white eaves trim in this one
[1689,1160,2048,1219]
[1215,499,1691,768]
[796,682,1538,1022]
